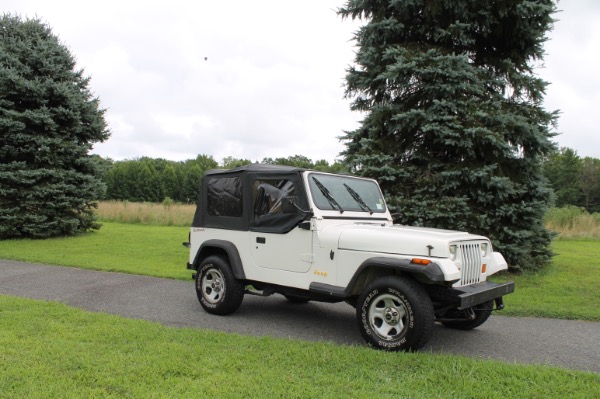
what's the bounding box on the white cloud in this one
[5,0,600,163]
[538,0,600,157]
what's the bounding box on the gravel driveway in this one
[1,259,598,373]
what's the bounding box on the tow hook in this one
[465,307,476,320]
[494,297,505,311]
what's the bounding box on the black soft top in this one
[204,163,307,176]
[193,164,310,232]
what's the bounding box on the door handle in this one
[256,237,266,244]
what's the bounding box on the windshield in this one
[307,173,387,213]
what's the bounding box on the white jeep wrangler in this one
[185,164,514,351]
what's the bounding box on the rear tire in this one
[195,255,244,315]
[357,276,434,351]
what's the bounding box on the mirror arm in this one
[290,199,313,217]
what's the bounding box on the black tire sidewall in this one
[196,263,222,311]
[195,256,243,315]
[357,276,433,351]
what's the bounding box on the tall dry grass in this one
[96,201,195,226]
[544,206,600,239]
[96,202,600,239]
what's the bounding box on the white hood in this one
[336,224,487,258]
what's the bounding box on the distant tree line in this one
[96,149,600,211]
[543,148,600,213]
[97,155,346,203]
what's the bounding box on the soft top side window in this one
[249,176,307,233]
[207,176,243,217]
[253,179,295,217]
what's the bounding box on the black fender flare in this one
[309,257,449,299]
[352,257,447,285]
[193,239,246,280]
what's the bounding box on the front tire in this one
[357,276,434,351]
[196,255,244,315]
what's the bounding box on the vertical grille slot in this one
[459,243,482,285]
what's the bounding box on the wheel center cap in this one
[212,281,222,292]
[384,307,400,324]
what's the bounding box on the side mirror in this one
[282,196,299,214]
[389,207,402,223]
[282,196,313,216]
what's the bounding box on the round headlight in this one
[480,242,489,257]
[449,245,458,261]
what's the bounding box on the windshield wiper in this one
[312,177,344,213]
[343,183,373,214]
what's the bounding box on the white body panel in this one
[249,228,313,273]
[189,170,509,291]
[190,221,508,291]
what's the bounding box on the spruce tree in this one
[0,15,110,238]
[339,1,557,271]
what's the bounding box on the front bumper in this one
[455,281,515,310]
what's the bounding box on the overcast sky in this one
[5,0,600,164]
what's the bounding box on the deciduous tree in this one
[580,157,600,213]
[543,148,583,207]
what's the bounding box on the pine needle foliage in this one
[0,15,110,238]
[338,0,558,271]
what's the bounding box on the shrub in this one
[544,205,586,229]
[545,206,600,239]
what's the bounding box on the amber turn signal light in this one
[411,258,431,265]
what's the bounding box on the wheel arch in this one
[345,257,446,296]
[192,239,246,280]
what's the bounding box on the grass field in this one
[1,295,598,398]
[0,222,599,321]
[492,239,600,321]
[1,218,599,396]
[0,222,190,280]
[544,206,600,239]
[95,201,600,239]
[97,201,194,226]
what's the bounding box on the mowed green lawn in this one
[492,239,600,321]
[0,222,599,321]
[1,295,598,398]
[0,222,191,280]
[1,223,599,397]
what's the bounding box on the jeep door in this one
[248,177,313,273]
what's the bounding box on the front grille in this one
[458,243,482,286]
